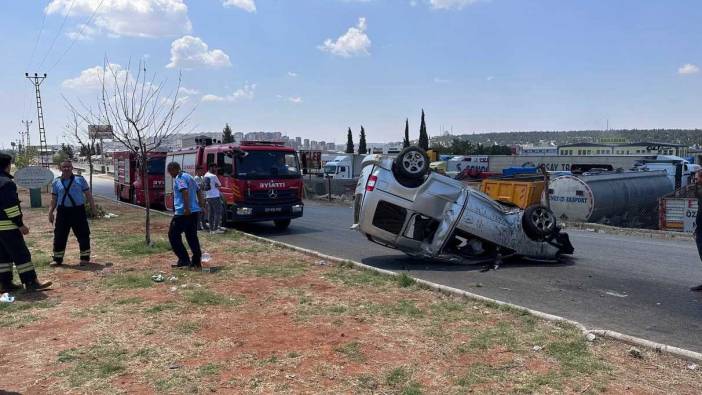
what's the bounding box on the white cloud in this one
[319,17,371,58]
[222,0,256,12]
[46,0,192,38]
[66,23,98,40]
[434,77,450,84]
[62,63,128,90]
[179,87,200,95]
[486,75,495,81]
[429,0,483,10]
[287,71,298,77]
[167,36,231,69]
[288,96,303,103]
[678,63,700,75]
[201,83,256,102]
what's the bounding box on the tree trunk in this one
[88,155,93,191]
[141,157,152,246]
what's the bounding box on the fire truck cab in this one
[165,141,304,229]
[113,151,167,207]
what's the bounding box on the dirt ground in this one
[1,194,701,394]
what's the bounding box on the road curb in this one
[239,231,702,363]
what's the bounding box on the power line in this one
[37,0,76,70]
[48,0,105,73]
[27,1,49,70]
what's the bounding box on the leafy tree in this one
[418,109,429,150]
[345,127,354,154]
[358,126,367,155]
[222,123,234,143]
[14,147,37,169]
[60,143,75,159]
[403,119,410,148]
[52,150,69,166]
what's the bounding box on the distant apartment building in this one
[558,141,687,156]
[326,142,336,151]
[519,146,559,156]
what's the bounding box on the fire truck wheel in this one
[274,219,291,230]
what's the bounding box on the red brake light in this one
[366,175,378,191]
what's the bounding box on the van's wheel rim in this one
[531,207,555,232]
[402,151,425,174]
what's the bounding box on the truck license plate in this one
[265,207,282,213]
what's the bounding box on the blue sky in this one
[1,0,701,148]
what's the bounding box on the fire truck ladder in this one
[26,73,49,168]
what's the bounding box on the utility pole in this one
[25,73,49,168]
[21,120,32,150]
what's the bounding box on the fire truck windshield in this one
[235,151,301,179]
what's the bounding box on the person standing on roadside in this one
[49,160,96,267]
[0,153,52,292]
[204,164,225,234]
[692,171,702,291]
[194,167,209,231]
[167,162,203,269]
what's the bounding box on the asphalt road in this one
[87,174,702,352]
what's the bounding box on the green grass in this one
[115,297,144,305]
[287,351,301,358]
[456,363,508,388]
[143,302,178,314]
[0,300,56,328]
[465,322,518,352]
[104,273,153,289]
[112,236,172,257]
[386,367,410,387]
[334,341,365,362]
[324,266,391,287]
[57,342,128,387]
[184,288,241,306]
[251,262,307,278]
[397,273,416,288]
[545,337,609,376]
[198,363,222,376]
[430,300,468,322]
[175,321,201,335]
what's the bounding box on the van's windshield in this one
[235,151,301,179]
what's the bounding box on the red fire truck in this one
[164,141,303,229]
[113,151,167,207]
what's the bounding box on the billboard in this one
[88,125,113,140]
[299,150,322,175]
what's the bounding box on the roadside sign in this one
[14,166,54,189]
[88,125,113,139]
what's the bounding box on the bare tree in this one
[69,60,192,245]
[63,109,98,191]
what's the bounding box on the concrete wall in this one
[487,155,651,173]
[304,177,358,198]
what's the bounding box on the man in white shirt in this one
[204,164,225,234]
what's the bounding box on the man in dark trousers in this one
[167,162,204,269]
[0,153,52,292]
[692,171,702,291]
[48,160,96,266]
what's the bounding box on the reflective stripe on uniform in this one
[53,251,65,258]
[80,249,90,257]
[4,205,21,218]
[0,220,18,230]
[15,262,35,274]
[0,262,12,273]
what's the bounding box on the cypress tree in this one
[402,119,410,148]
[222,123,234,143]
[345,127,354,153]
[418,109,429,150]
[358,126,367,155]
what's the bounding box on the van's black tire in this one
[393,146,429,180]
[274,219,291,230]
[522,205,557,240]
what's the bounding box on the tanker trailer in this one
[547,171,673,224]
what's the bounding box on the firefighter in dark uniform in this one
[0,153,52,292]
[48,160,96,266]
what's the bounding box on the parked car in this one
[352,146,574,264]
